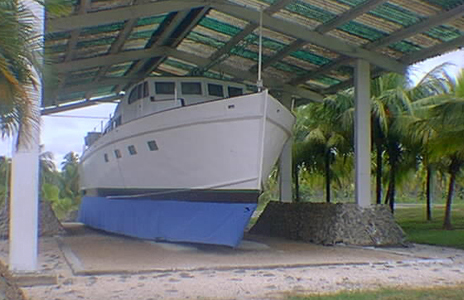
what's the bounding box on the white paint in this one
[10,150,40,271]
[80,90,295,193]
[354,59,371,208]
[279,137,293,203]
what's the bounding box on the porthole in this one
[114,149,122,159]
[147,140,159,151]
[104,153,109,163]
[128,145,137,155]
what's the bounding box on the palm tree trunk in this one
[384,181,391,205]
[325,151,331,203]
[443,170,456,230]
[425,166,432,221]
[443,158,461,230]
[376,143,383,205]
[294,166,300,202]
[387,162,396,214]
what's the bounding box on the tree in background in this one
[420,71,464,229]
[0,0,70,144]
[59,152,80,205]
[0,0,40,145]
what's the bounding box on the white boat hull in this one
[80,91,294,200]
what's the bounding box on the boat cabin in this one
[102,77,247,135]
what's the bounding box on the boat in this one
[78,77,295,247]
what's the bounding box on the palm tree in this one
[293,95,353,203]
[0,0,41,145]
[370,73,421,212]
[60,152,80,204]
[426,72,464,229]
[408,70,464,229]
[0,0,71,144]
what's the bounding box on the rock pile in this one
[0,261,26,300]
[0,199,66,239]
[250,202,405,246]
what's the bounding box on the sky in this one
[0,49,463,168]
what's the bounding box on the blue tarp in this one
[78,196,257,247]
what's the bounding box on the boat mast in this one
[257,8,263,92]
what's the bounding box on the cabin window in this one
[181,82,202,95]
[128,87,138,104]
[155,82,175,95]
[208,83,224,97]
[114,116,122,127]
[128,145,137,155]
[137,84,143,99]
[143,82,149,97]
[228,86,243,97]
[114,149,122,159]
[147,140,159,151]
[104,153,109,163]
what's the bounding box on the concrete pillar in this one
[9,0,44,272]
[354,59,371,208]
[279,138,293,203]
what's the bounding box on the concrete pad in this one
[60,224,418,275]
[3,223,463,300]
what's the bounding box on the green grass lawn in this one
[290,286,464,300]
[394,203,464,250]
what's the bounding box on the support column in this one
[279,138,293,203]
[9,0,44,272]
[278,93,293,203]
[354,59,371,208]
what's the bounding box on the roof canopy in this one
[42,0,464,114]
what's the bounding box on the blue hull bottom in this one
[78,196,257,247]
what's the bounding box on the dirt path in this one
[1,231,463,300]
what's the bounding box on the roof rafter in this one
[135,6,209,77]
[366,4,464,51]
[41,95,120,116]
[249,0,388,74]
[51,0,91,104]
[167,48,324,101]
[401,35,464,65]
[46,0,207,33]
[50,47,324,102]
[210,1,407,74]
[291,3,464,86]
[194,0,292,74]
[302,5,464,91]
[52,47,168,73]
[315,0,388,34]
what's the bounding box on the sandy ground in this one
[2,225,464,300]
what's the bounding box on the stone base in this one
[250,202,405,246]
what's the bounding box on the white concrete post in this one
[279,138,293,203]
[354,59,371,208]
[9,0,44,272]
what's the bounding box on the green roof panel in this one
[285,1,335,23]
[199,17,242,36]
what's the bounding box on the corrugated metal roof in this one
[42,0,464,111]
